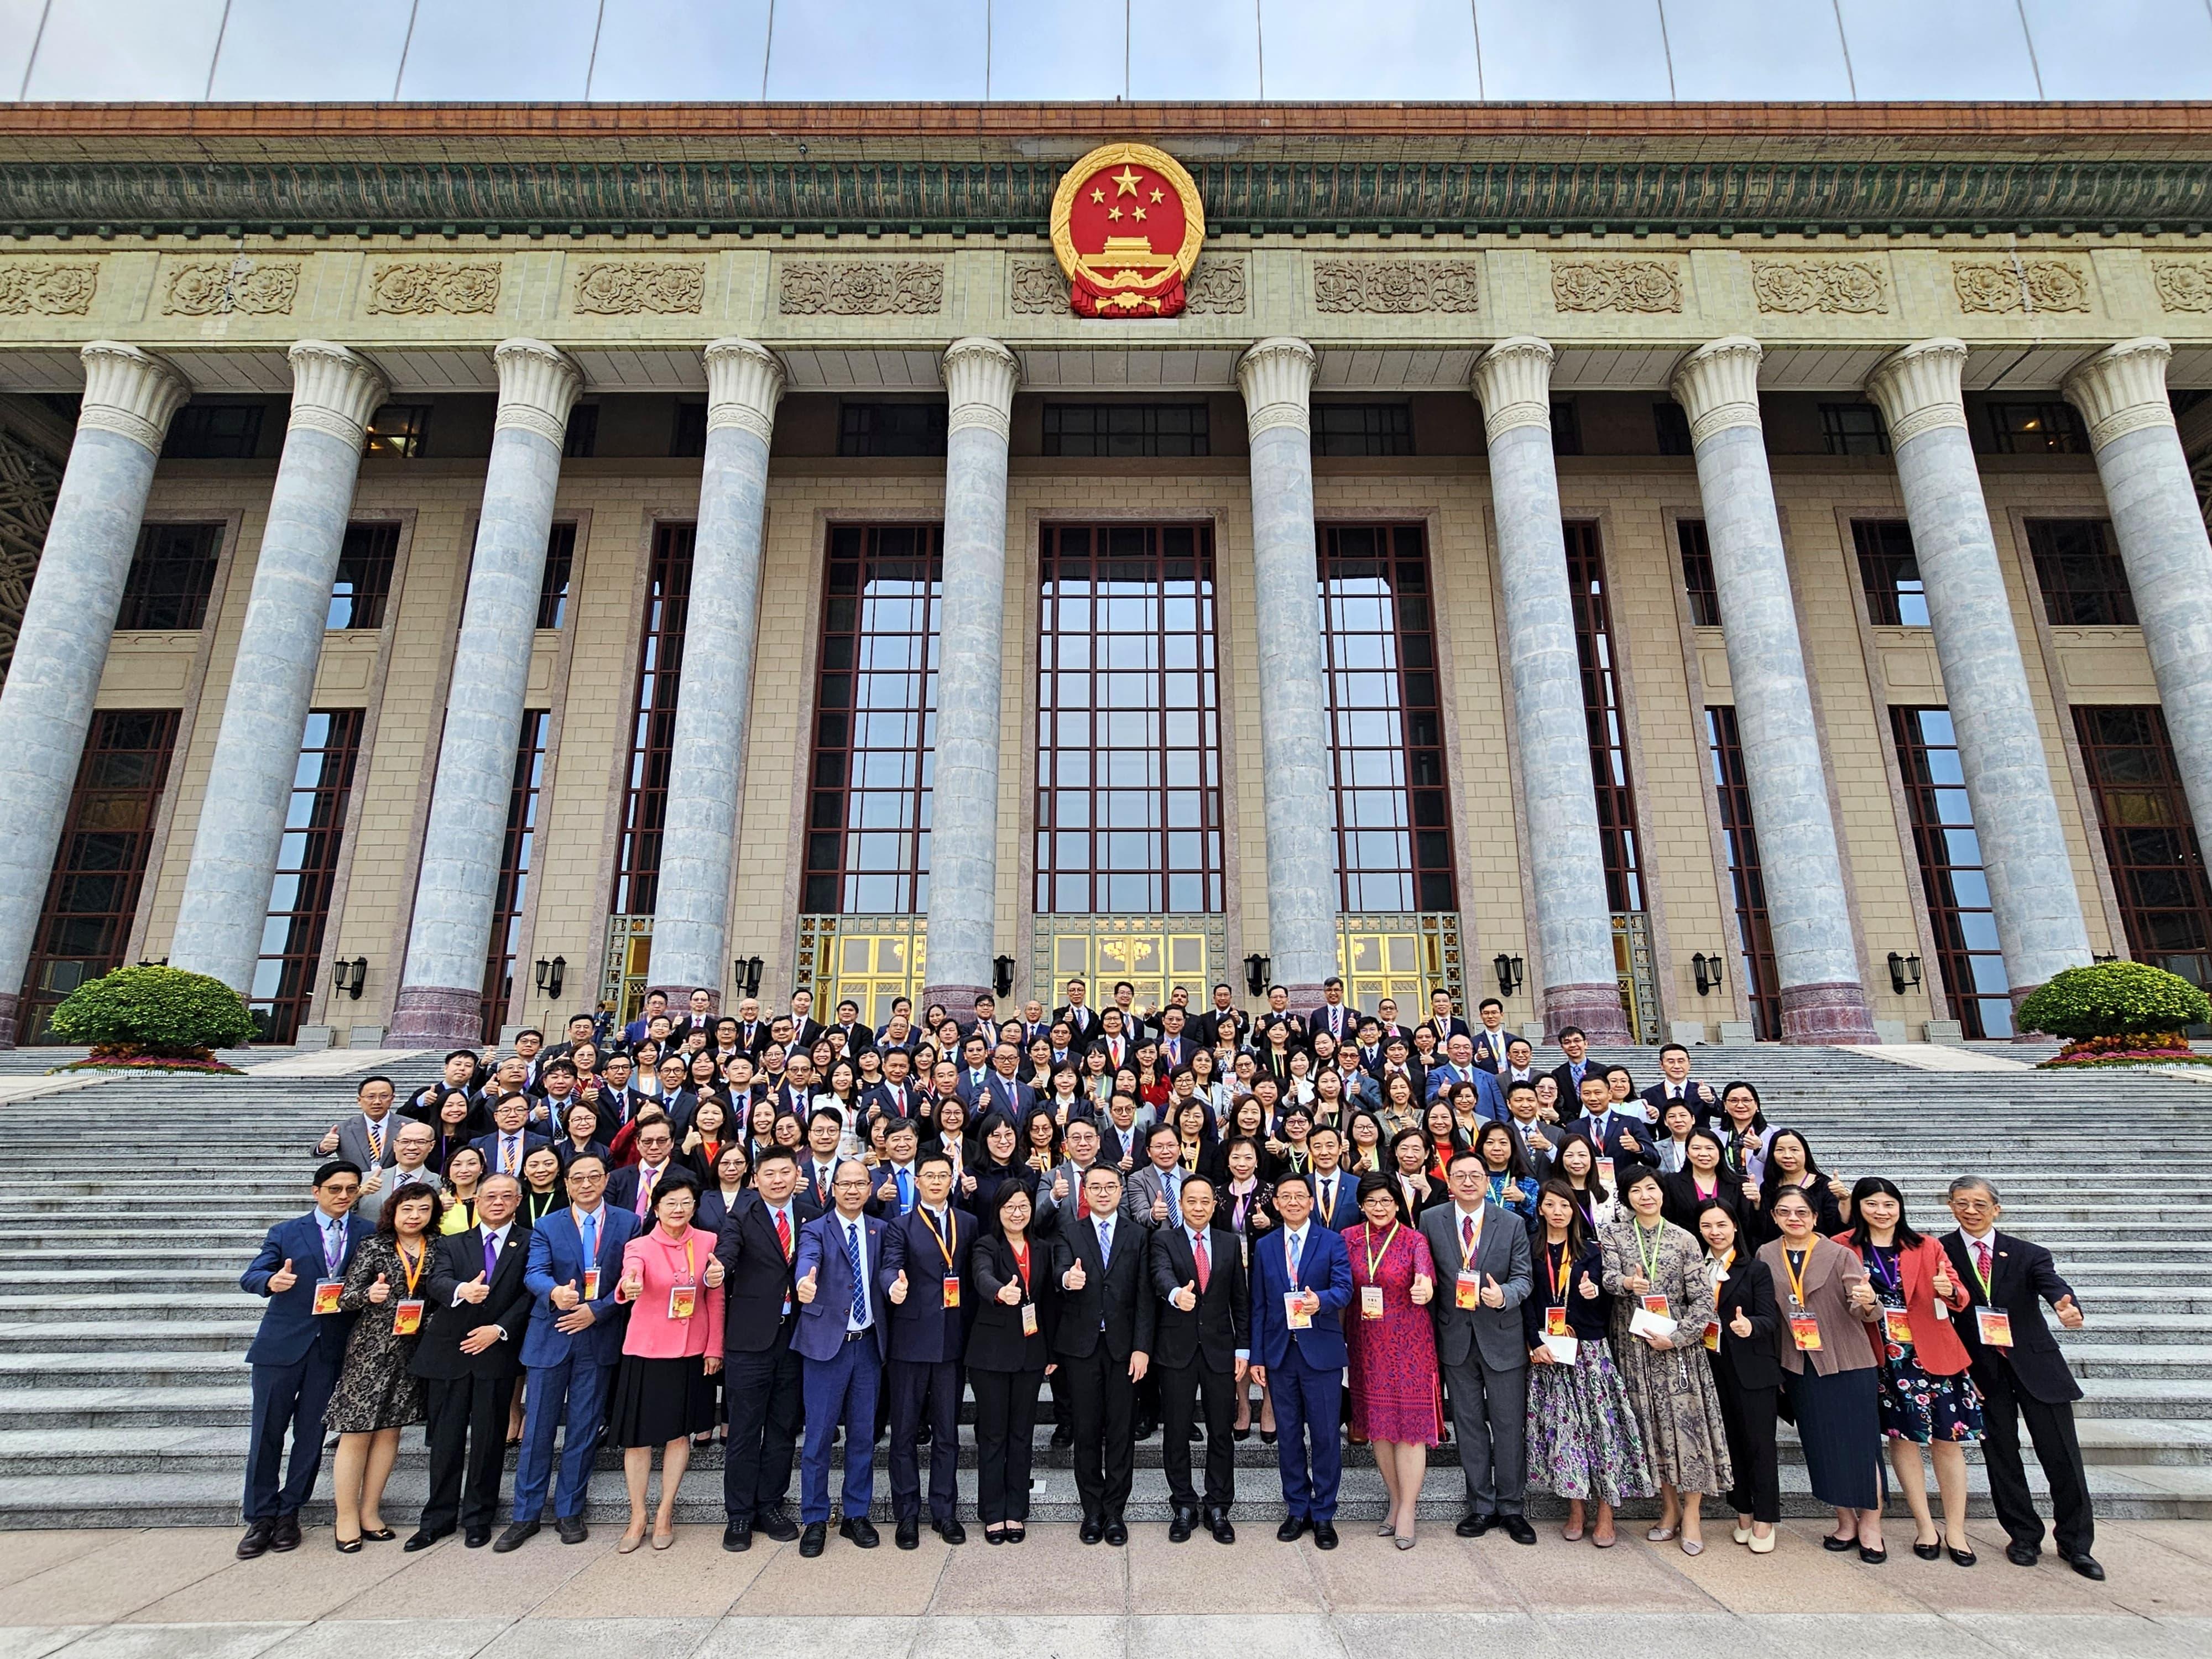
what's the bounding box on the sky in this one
[3,0,2211,104]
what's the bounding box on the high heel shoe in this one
[1679,1537,1704,1557]
[1375,1520,1397,1537]
[651,1527,676,1551]
[617,1528,648,1554]
[1259,1430,1277,1446]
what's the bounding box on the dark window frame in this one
[838,401,950,458]
[1820,402,1891,456]
[1676,518,1722,628]
[247,708,363,1044]
[162,403,264,460]
[562,403,600,460]
[2026,517,2136,626]
[117,522,222,631]
[1892,706,2013,1039]
[1041,403,1210,458]
[1550,399,1583,457]
[1311,403,1414,458]
[1852,519,1929,627]
[326,521,399,631]
[1986,400,2088,456]
[1566,522,1644,914]
[536,522,577,630]
[481,708,551,1041]
[1704,706,1782,1041]
[364,403,430,460]
[611,523,695,916]
[2073,703,2212,994]
[1653,400,1694,457]
[671,401,708,459]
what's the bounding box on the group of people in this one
[234,978,2101,1580]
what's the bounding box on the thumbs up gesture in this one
[796,1265,820,1305]
[1480,1271,1505,1308]
[1410,1271,1434,1306]
[1579,1272,1600,1301]
[1063,1254,1088,1291]
[317,1125,341,1155]
[367,1272,390,1305]
[620,1261,645,1301]
[2055,1292,2085,1329]
[1172,1279,1197,1312]
[1931,1261,1957,1301]
[1151,1192,1168,1222]
[878,1174,898,1203]
[1730,1307,1754,1339]
[889,1269,909,1305]
[1053,1172,1069,1201]
[268,1258,298,1293]
[551,1277,581,1311]
[997,1279,1022,1306]
[457,1271,490,1306]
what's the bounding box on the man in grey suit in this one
[1418,1147,1536,1545]
[357,1121,441,1223]
[312,1076,401,1174]
[1121,1123,1191,1229]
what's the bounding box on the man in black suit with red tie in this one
[714,1147,818,1551]
[1050,1164,1157,1545]
[1150,1175,1246,1543]
[878,1152,972,1547]
[1307,977,1360,1047]
[1943,1176,2101,1580]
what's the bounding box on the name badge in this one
[1788,1310,1823,1352]
[1884,1308,1913,1347]
[1360,1284,1385,1320]
[1545,1305,1568,1337]
[1455,1270,1481,1310]
[669,1283,697,1320]
[1642,1293,1670,1318]
[942,1276,961,1310]
[1975,1307,2014,1348]
[1701,1318,1721,1352]
[1595,1157,1616,1186]
[582,1269,600,1301]
[1286,1290,1313,1331]
[312,1279,344,1316]
[392,1298,424,1337]
[1020,1301,1039,1337]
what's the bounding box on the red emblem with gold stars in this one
[1050,142,1206,319]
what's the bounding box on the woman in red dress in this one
[1342,1171,1443,1547]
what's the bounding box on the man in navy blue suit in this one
[878,1151,973,1548]
[1424,1032,1507,1119]
[792,1157,890,1556]
[497,1154,637,1551]
[1246,1171,1354,1548]
[472,1092,552,1184]
[237,1161,369,1558]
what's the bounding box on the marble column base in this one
[648,984,719,1016]
[1281,982,1331,1015]
[0,991,20,1050]
[920,982,992,1025]
[1778,980,1880,1046]
[387,984,484,1047]
[1541,981,1630,1045]
[2008,980,2051,1038]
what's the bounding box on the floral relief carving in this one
[572,260,706,315]
[1182,257,1249,315]
[1312,258,1480,314]
[2152,260,2212,313]
[1550,258,1683,314]
[364,261,502,316]
[777,260,944,316]
[0,261,97,316]
[1009,258,1069,314]
[1749,258,1887,315]
[160,257,300,317]
[1951,258,2090,315]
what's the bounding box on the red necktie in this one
[1193,1232,1210,1292]
[1975,1239,1992,1282]
[775,1208,792,1261]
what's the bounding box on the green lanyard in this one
[1634,1220,1666,1284]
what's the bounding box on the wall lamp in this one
[993,954,1016,997]
[1691,952,1725,997]
[1887,951,1923,995]
[734,955,764,997]
[1492,953,1524,998]
[328,956,367,999]
[534,954,566,1000]
[1243,953,1271,998]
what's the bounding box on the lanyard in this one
[1634,1220,1666,1284]
[1456,1206,1483,1270]
[1864,1240,1901,1295]
[917,1208,957,1271]
[1364,1221,1400,1282]
[1547,1240,1571,1302]
[1782,1246,1812,1308]
[397,1239,427,1297]
[1009,1238,1031,1292]
[1966,1237,1995,1297]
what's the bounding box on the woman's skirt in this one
[1789,1364,1884,1510]
[1526,1338,1657,1505]
[607,1353,717,1449]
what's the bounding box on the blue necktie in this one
[896,1168,913,1213]
[847,1223,868,1326]
[580,1211,597,1276]
[1287,1229,1302,1282]
[1098,1219,1112,1261]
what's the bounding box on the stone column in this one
[170,342,388,994]
[1472,337,1629,1042]
[919,337,1019,1020]
[1672,338,1878,1044]
[389,340,582,1044]
[2063,337,2212,844]
[0,342,190,1046]
[1865,338,2091,1008]
[646,338,784,1013]
[1237,337,1339,1006]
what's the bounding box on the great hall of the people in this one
[0,98,2207,1051]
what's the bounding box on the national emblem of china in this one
[1050,142,1206,318]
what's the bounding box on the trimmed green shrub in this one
[48,964,258,1057]
[2014,961,2211,1041]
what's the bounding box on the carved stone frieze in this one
[573,260,705,315]
[1182,257,1248,315]
[1313,258,1480,314]
[778,260,943,316]
[1951,258,2090,315]
[364,260,502,316]
[2152,260,2212,313]
[0,262,97,316]
[1009,258,1069,314]
[161,256,300,316]
[1749,258,1886,315]
[1550,258,1683,314]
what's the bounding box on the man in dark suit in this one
[1050,1164,1157,1545]
[1056,978,1101,1048]
[1418,988,1472,1053]
[1640,1041,1720,1124]
[1562,1073,1658,1170]
[786,990,825,1053]
[1943,1176,2101,1579]
[1245,1172,1353,1548]
[878,1152,972,1547]
[472,1092,552,1184]
[1105,980,1151,1045]
[796,1110,846,1211]
[1545,1025,1599,1102]
[623,989,669,1047]
[1191,982,1241,1050]
[791,1157,890,1555]
[1469,999,1516,1073]
[972,1042,1037,1123]
[827,997,877,1058]
[664,987,718,1048]
[728,996,769,1056]
[538,1011,602,1067]
[499,1154,635,1550]
[1150,1175,1246,1543]
[715,1147,819,1550]
[409,1173,534,1549]
[605,1118,681,1218]
[403,1051,483,1121]
[1098,1094,1147,1175]
[1306,1128,1360,1233]
[1307,977,1360,1047]
[236,1161,368,1558]
[1500,1081,1563,1177]
[864,1047,922,1123]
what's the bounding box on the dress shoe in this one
[1277,1515,1310,1542]
[1208,1510,1237,1545]
[896,1517,920,1551]
[334,1534,363,1554]
[556,1516,589,1545]
[1079,1518,1105,1545]
[1168,1508,1196,1543]
[933,1517,967,1546]
[799,1522,827,1557]
[757,1507,801,1543]
[1504,1516,1538,1547]
[493,1520,539,1553]
[1133,1420,1157,1441]
[1104,1518,1128,1546]
[464,1528,491,1549]
[1051,1423,1075,1447]
[1188,1424,1203,1441]
[2069,1553,2106,1582]
[722,1522,753,1553]
[2005,1542,2041,1568]
[236,1521,274,1560]
[271,1513,301,1552]
[916,1423,932,1446]
[402,1530,448,1552]
[1457,1511,1495,1538]
[1312,1522,1339,1550]
[361,1527,395,1543]
[840,1516,881,1548]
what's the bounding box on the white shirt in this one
[1283,1223,1310,1273]
[844,1217,873,1332]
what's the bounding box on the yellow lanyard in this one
[1782,1246,1812,1308]
[1364,1221,1400,1282]
[398,1240,426,1297]
[1634,1220,1666,1284]
[917,1208,957,1271]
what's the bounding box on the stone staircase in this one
[0,1042,2205,1527]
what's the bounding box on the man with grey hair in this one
[357,1120,439,1223]
[1940,1175,2100,1580]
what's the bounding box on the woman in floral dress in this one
[1600,1165,1733,1554]
[1342,1173,1443,1547]
[326,1184,442,1550]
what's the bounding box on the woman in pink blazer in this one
[1839,1178,1981,1566]
[608,1175,726,1551]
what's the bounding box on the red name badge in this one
[1884,1308,1913,1346]
[582,1269,600,1301]
[669,1284,697,1321]
[312,1279,343,1316]
[1642,1294,1670,1318]
[392,1299,424,1337]
[1789,1310,1823,1352]
[942,1276,961,1310]
[1701,1318,1721,1352]
[1020,1302,1039,1337]
[1596,1157,1616,1186]
[1455,1270,1481,1310]
[1545,1305,1569,1337]
[1976,1307,2014,1348]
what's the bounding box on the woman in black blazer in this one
[968,1181,1055,1542]
[1661,1129,1746,1234]
[1386,1127,1449,1223]
[1697,1200,1783,1552]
